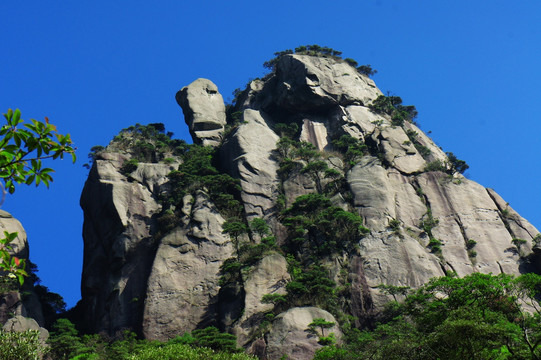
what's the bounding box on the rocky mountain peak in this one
[79,50,540,359]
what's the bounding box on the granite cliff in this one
[79,52,540,359]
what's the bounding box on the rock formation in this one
[0,210,47,338]
[176,78,227,147]
[79,53,540,359]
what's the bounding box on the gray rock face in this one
[80,53,540,360]
[142,191,233,340]
[0,210,28,260]
[235,253,290,346]
[176,78,226,147]
[268,54,382,112]
[266,307,341,360]
[80,152,175,334]
[219,109,280,224]
[0,211,45,328]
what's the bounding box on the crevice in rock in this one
[445,261,457,274]
[350,256,375,328]
[497,261,505,274]
[486,188,516,238]
[453,217,475,268]
[438,261,448,276]
[411,177,428,206]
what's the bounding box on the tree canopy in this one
[0,109,75,284]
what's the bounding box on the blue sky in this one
[1,1,540,308]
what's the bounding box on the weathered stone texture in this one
[176,78,226,147]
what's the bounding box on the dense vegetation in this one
[0,319,255,360]
[314,272,541,360]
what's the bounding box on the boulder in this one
[266,307,341,360]
[3,315,49,344]
[176,78,226,147]
[269,54,382,112]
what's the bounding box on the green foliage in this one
[405,129,432,159]
[424,152,470,175]
[191,327,242,353]
[274,134,346,195]
[343,58,358,67]
[129,342,256,360]
[423,160,446,172]
[274,122,299,139]
[48,318,85,359]
[313,345,355,360]
[0,275,18,294]
[534,233,541,247]
[0,231,27,284]
[356,64,378,77]
[308,318,335,337]
[87,145,105,167]
[0,330,46,360]
[388,218,400,232]
[317,333,336,346]
[320,272,541,360]
[369,95,418,125]
[0,109,76,193]
[47,322,252,360]
[120,159,139,176]
[285,263,337,308]
[466,239,477,249]
[281,193,368,256]
[331,134,367,168]
[445,151,469,174]
[0,109,76,283]
[107,123,187,164]
[249,218,270,239]
[261,293,287,305]
[378,284,410,300]
[220,218,279,286]
[419,211,439,236]
[512,238,527,255]
[419,211,442,254]
[163,145,242,220]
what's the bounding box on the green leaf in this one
[13,109,21,123]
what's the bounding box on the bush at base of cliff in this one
[315,272,541,360]
[128,343,256,360]
[0,330,46,360]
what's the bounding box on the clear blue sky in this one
[1,1,540,308]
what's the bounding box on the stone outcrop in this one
[142,191,234,340]
[266,307,341,360]
[176,78,226,147]
[267,54,381,112]
[0,211,45,328]
[80,151,176,334]
[3,315,49,344]
[80,53,540,359]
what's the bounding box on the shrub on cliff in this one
[316,272,541,359]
